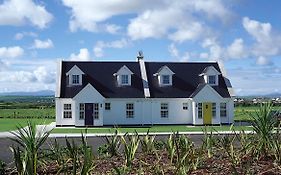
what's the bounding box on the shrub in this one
[0,159,5,175]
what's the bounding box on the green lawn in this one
[234,106,280,121]
[0,118,54,132]
[52,125,252,134]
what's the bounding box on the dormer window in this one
[66,65,84,86]
[114,65,134,86]
[154,65,175,87]
[208,75,216,85]
[72,75,80,84]
[162,75,170,85]
[121,75,129,85]
[199,66,221,86]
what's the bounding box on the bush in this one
[0,159,5,175]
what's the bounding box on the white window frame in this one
[197,103,202,119]
[208,75,216,85]
[63,104,72,118]
[79,103,85,120]
[212,103,216,118]
[126,103,134,118]
[183,103,188,110]
[72,74,80,84]
[105,103,111,110]
[121,75,129,85]
[162,75,170,85]
[93,103,99,119]
[220,103,227,117]
[160,103,169,118]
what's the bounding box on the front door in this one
[203,102,212,124]
[85,103,93,126]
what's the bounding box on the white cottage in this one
[55,53,234,126]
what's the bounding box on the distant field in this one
[0,108,55,118]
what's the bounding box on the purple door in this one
[85,103,93,126]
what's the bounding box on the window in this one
[161,103,169,118]
[63,104,72,118]
[220,103,227,117]
[208,75,216,85]
[197,103,202,119]
[126,103,134,118]
[79,103,85,119]
[72,74,80,84]
[93,103,99,119]
[183,103,188,110]
[105,103,111,110]
[162,75,170,85]
[212,103,216,118]
[121,75,129,85]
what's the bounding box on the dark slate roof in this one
[59,61,230,98]
[60,61,144,98]
[145,62,230,98]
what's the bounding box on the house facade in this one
[55,53,234,126]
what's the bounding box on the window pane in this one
[198,103,202,119]
[220,103,227,117]
[212,103,216,118]
[72,75,79,84]
[208,75,216,84]
[162,75,170,84]
[121,75,129,84]
[94,103,99,119]
[161,103,168,118]
[126,103,134,118]
[105,103,111,110]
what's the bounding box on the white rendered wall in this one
[73,84,105,126]
[56,98,75,126]
[192,85,234,125]
[103,98,193,125]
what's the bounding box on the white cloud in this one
[33,66,55,84]
[0,0,53,28]
[14,32,37,40]
[226,38,247,59]
[168,43,179,57]
[32,39,53,49]
[256,56,272,66]
[62,0,233,43]
[0,46,24,58]
[242,17,281,57]
[105,24,122,34]
[93,38,130,57]
[69,48,91,61]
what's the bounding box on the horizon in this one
[0,0,280,96]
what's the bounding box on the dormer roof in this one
[66,65,85,75]
[113,65,134,76]
[153,65,175,76]
[199,66,221,76]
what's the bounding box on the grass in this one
[52,125,252,134]
[234,106,280,121]
[0,118,54,132]
[0,108,55,118]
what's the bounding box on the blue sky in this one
[0,0,280,96]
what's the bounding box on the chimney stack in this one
[137,50,144,61]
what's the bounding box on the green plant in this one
[250,102,277,158]
[140,129,155,154]
[121,132,140,167]
[97,144,109,156]
[105,129,121,157]
[154,140,165,150]
[80,132,95,175]
[201,126,216,158]
[65,137,80,175]
[0,159,6,175]
[112,165,130,175]
[270,124,281,165]
[10,120,51,175]
[165,133,176,163]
